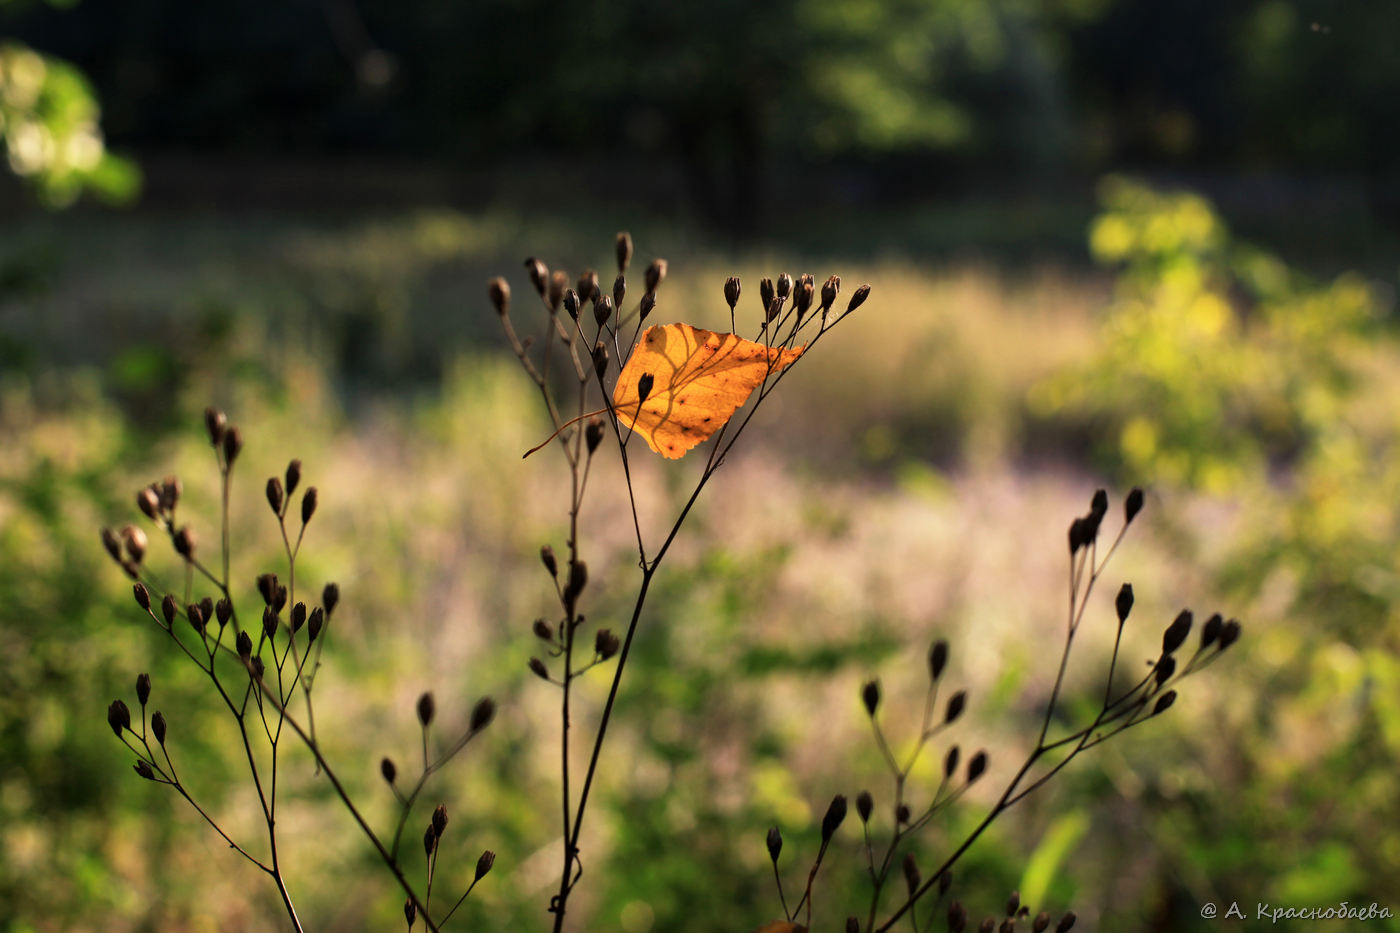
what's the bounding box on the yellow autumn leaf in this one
[612,322,805,459]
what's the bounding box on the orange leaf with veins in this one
[612,323,805,459]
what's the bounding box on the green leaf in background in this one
[1018,810,1089,913]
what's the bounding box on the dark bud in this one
[1067,517,1088,554]
[846,918,860,933]
[133,583,151,612]
[161,594,177,627]
[945,690,967,724]
[1081,508,1103,545]
[273,585,288,613]
[856,790,873,823]
[222,426,243,466]
[290,602,307,634]
[861,679,880,717]
[548,270,569,313]
[1124,488,1144,524]
[134,760,156,781]
[1115,583,1134,624]
[794,278,814,319]
[159,475,181,512]
[967,750,988,783]
[285,459,302,497]
[1090,489,1108,520]
[616,232,633,272]
[944,745,960,779]
[577,269,599,307]
[592,341,608,380]
[846,284,872,313]
[488,276,511,316]
[307,607,325,642]
[766,825,782,863]
[821,794,847,841]
[1006,891,1020,918]
[903,852,922,896]
[301,487,318,525]
[266,477,284,515]
[1218,618,1241,650]
[416,692,435,727]
[187,603,206,633]
[1033,912,1051,933]
[1056,911,1077,932]
[820,275,840,313]
[470,696,496,732]
[204,407,227,446]
[475,849,496,881]
[586,418,605,454]
[594,628,620,661]
[524,257,548,296]
[724,276,741,310]
[423,825,436,856]
[1162,610,1192,655]
[775,273,793,301]
[152,710,167,745]
[432,803,448,838]
[896,803,910,825]
[1154,656,1176,687]
[216,597,232,627]
[533,618,554,640]
[137,487,160,520]
[197,597,213,626]
[567,560,588,602]
[644,258,667,294]
[613,274,626,311]
[322,582,340,616]
[1152,691,1177,716]
[1200,612,1223,649]
[381,757,397,784]
[929,639,949,680]
[107,699,131,737]
[404,897,416,929]
[759,277,775,314]
[173,525,196,559]
[529,657,550,680]
[236,631,253,659]
[563,288,580,320]
[122,525,147,563]
[637,372,655,404]
[251,659,264,684]
[261,606,277,640]
[136,673,152,707]
[949,901,968,932]
[101,528,122,562]
[257,573,278,606]
[638,291,656,322]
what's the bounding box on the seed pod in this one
[1091,488,1109,520]
[594,628,620,661]
[1067,516,1088,554]
[856,790,873,823]
[775,273,793,301]
[404,897,416,928]
[567,560,588,602]
[638,291,656,322]
[524,257,548,296]
[187,602,206,633]
[222,426,243,466]
[134,760,156,781]
[475,849,496,881]
[1154,656,1176,687]
[257,573,277,605]
[644,258,667,293]
[381,757,397,784]
[759,277,775,315]
[122,525,147,563]
[1124,488,1144,524]
[470,696,496,731]
[301,487,318,524]
[967,750,988,783]
[204,407,227,446]
[616,232,633,272]
[307,606,325,642]
[107,699,131,737]
[636,372,655,404]
[1152,691,1177,716]
[261,606,277,640]
[929,639,949,680]
[944,745,960,778]
[152,710,167,745]
[159,476,181,512]
[821,794,847,842]
[766,826,782,862]
[173,526,196,558]
[417,692,435,727]
[548,270,569,313]
[236,631,253,659]
[592,341,608,379]
[133,583,151,612]
[290,602,307,634]
[1056,911,1077,932]
[1162,610,1192,655]
[1116,583,1134,624]
[488,277,511,316]
[794,279,814,319]
[1200,612,1223,649]
[846,283,872,313]
[945,690,966,724]
[903,852,921,896]
[1219,618,1242,650]
[136,673,152,707]
[432,804,448,838]
[586,417,605,454]
[861,680,880,717]
[533,618,554,641]
[724,276,741,310]
[100,528,122,562]
[896,804,910,824]
[820,275,840,313]
[529,657,549,680]
[285,459,302,497]
[613,274,626,310]
[266,477,284,515]
[563,288,580,320]
[1006,891,1020,918]
[216,597,232,627]
[1033,912,1051,933]
[198,596,214,624]
[161,594,177,627]
[322,582,340,616]
[137,487,161,520]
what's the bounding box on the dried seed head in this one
[137,487,160,520]
[548,270,569,313]
[944,690,967,724]
[949,901,968,932]
[1056,911,1077,932]
[1200,612,1223,649]
[285,459,302,497]
[1219,617,1242,650]
[794,278,815,319]
[136,673,152,707]
[187,602,206,633]
[636,372,655,404]
[262,606,277,640]
[896,803,910,824]
[577,269,600,306]
[416,692,435,727]
[586,417,605,454]
[613,274,626,310]
[122,525,147,563]
[1116,583,1134,625]
[266,477,284,515]
[471,696,496,731]
[592,341,608,380]
[1154,655,1176,687]
[539,545,558,578]
[820,275,840,313]
[212,597,230,628]
[594,628,620,661]
[290,602,307,634]
[1124,488,1144,524]
[724,276,741,310]
[766,825,782,862]
[861,679,880,717]
[567,560,588,602]
[101,528,122,562]
[644,258,667,293]
[759,277,775,314]
[152,710,167,745]
[1091,488,1108,519]
[107,699,130,737]
[222,426,243,466]
[593,294,613,328]
[533,618,554,640]
[1067,516,1088,554]
[1152,691,1177,716]
[524,257,548,296]
[929,639,949,680]
[404,897,416,928]
[236,631,253,658]
[563,288,580,320]
[903,852,921,896]
[198,596,214,623]
[159,476,182,512]
[134,760,156,781]
[967,750,988,783]
[1006,891,1020,917]
[161,594,177,627]
[944,744,960,778]
[529,657,549,680]
[256,573,277,606]
[488,276,511,316]
[776,273,793,301]
[204,407,227,446]
[638,291,656,322]
[307,606,325,642]
[1033,911,1051,933]
[432,803,448,838]
[855,790,873,823]
[846,283,872,313]
[174,525,196,558]
[323,582,340,616]
[616,232,633,272]
[821,794,847,842]
[301,487,318,525]
[132,583,151,612]
[475,849,496,881]
[381,757,397,783]
[1162,610,1192,655]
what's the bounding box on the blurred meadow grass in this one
[2,187,1399,931]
